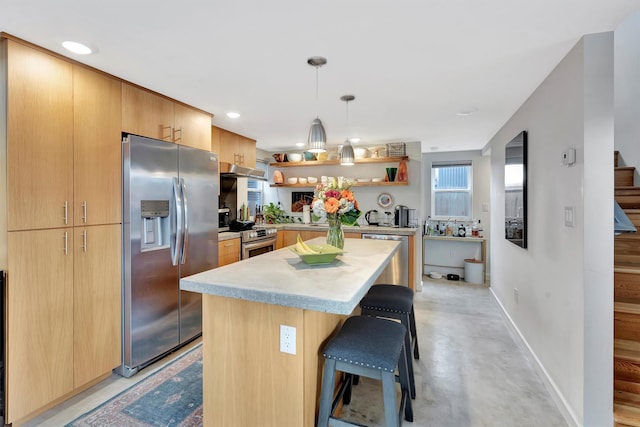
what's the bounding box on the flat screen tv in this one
[504,130,527,248]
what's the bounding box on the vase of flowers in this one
[312,177,361,249]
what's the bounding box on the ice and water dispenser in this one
[140,200,170,251]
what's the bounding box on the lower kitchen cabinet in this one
[7,228,74,423]
[73,224,122,388]
[6,225,122,424]
[219,238,241,266]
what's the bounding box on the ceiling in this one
[1,1,637,154]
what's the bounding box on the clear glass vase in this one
[326,214,345,249]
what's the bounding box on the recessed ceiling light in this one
[226,112,241,119]
[62,41,92,55]
[295,142,306,147]
[349,137,360,143]
[456,108,478,116]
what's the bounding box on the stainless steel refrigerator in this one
[117,133,218,377]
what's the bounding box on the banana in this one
[296,234,318,254]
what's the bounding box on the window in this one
[431,161,472,220]
[247,160,266,216]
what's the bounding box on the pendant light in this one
[340,95,355,166]
[307,56,327,153]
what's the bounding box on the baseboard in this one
[489,288,581,427]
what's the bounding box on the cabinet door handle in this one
[82,229,87,253]
[162,125,173,140]
[82,201,87,223]
[63,231,68,255]
[173,126,182,142]
[64,201,68,225]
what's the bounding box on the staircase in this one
[614,151,640,427]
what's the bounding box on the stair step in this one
[626,210,640,228]
[616,302,640,316]
[617,188,640,209]
[615,403,640,427]
[616,270,640,301]
[617,167,636,187]
[616,266,640,275]
[616,340,640,363]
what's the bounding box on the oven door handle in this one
[242,237,277,251]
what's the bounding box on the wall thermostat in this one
[561,148,576,166]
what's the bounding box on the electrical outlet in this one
[513,288,519,304]
[280,325,296,355]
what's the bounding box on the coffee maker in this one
[394,205,409,228]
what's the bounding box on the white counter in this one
[181,237,400,315]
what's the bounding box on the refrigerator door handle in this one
[172,177,184,266]
[180,177,189,265]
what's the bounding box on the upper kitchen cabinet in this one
[174,103,212,151]
[73,66,122,226]
[122,83,174,141]
[6,39,74,231]
[215,126,256,167]
[122,83,212,150]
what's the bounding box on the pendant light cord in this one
[315,66,319,119]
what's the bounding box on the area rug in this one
[66,345,203,427]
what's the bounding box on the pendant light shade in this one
[340,95,355,166]
[308,118,327,153]
[307,56,327,153]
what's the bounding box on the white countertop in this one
[180,237,400,315]
[271,223,420,236]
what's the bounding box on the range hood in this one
[219,162,267,181]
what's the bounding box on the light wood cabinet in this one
[73,66,122,226]
[174,103,213,151]
[6,40,74,231]
[122,83,212,150]
[219,238,241,266]
[7,229,74,422]
[216,126,256,167]
[73,224,122,388]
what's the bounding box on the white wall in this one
[614,10,640,173]
[487,32,613,427]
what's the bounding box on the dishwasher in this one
[361,234,409,286]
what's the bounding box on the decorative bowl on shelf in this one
[288,177,298,184]
[298,177,308,184]
[354,147,369,159]
[357,178,371,183]
[273,153,286,163]
[371,177,383,182]
[303,151,316,161]
[308,177,318,184]
[289,244,345,265]
[288,153,303,162]
[316,151,329,161]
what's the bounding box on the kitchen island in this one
[180,237,400,427]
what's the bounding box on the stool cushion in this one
[360,284,414,314]
[323,316,406,372]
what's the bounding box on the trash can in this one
[464,259,484,284]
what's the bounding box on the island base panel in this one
[203,295,345,427]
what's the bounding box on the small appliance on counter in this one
[365,209,379,226]
[219,207,230,232]
[394,205,410,228]
[230,219,255,232]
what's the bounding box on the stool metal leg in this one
[381,371,400,427]
[317,359,337,427]
[410,305,420,360]
[401,313,416,399]
[397,342,414,423]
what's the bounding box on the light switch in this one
[564,206,575,227]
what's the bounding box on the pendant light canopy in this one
[307,56,327,153]
[340,95,355,166]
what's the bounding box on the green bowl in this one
[289,244,345,264]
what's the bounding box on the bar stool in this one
[359,284,419,399]
[317,316,413,427]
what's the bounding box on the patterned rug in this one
[66,345,203,427]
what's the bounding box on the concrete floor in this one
[25,278,568,427]
[339,278,568,426]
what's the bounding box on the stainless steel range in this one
[241,227,278,259]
